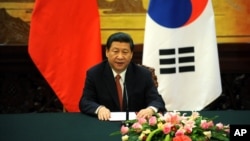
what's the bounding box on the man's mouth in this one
[116,62,124,65]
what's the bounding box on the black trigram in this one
[159,46,195,74]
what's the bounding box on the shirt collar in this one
[112,69,126,83]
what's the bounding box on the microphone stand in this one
[123,82,130,127]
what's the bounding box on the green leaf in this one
[211,131,230,141]
[164,134,171,141]
[109,131,121,136]
[128,135,140,141]
[146,128,162,141]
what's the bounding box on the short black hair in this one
[106,32,134,51]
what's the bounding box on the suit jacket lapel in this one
[124,63,136,99]
[103,62,120,109]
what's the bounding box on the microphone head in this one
[121,121,132,127]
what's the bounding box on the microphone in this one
[123,82,129,126]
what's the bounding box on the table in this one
[1,111,250,141]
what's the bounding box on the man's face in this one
[106,41,133,74]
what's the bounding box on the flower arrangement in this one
[111,111,230,141]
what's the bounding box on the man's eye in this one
[123,50,129,53]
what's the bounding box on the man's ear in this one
[105,48,109,58]
[130,51,133,59]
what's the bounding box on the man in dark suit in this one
[79,32,166,120]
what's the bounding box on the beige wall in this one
[1,0,249,44]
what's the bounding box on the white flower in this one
[203,131,212,138]
[142,129,151,134]
[121,135,129,141]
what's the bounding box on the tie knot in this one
[115,74,121,80]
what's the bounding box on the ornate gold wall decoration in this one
[0,0,249,44]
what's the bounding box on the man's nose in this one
[117,52,123,58]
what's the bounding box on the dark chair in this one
[138,64,158,88]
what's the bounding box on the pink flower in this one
[216,122,224,130]
[115,111,230,141]
[175,128,185,136]
[223,125,230,133]
[165,111,181,124]
[183,124,193,133]
[173,135,192,141]
[121,125,129,135]
[190,111,200,120]
[149,116,157,126]
[186,120,195,126]
[138,118,147,124]
[225,128,230,133]
[182,120,195,133]
[132,122,142,132]
[207,121,214,127]
[162,122,172,134]
[200,120,214,129]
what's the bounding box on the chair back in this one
[138,64,158,88]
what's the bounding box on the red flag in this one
[28,0,102,112]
